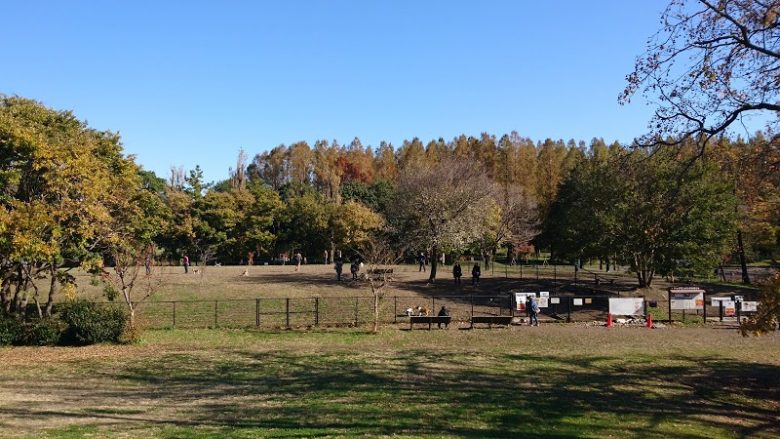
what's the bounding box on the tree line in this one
[1,95,779,318]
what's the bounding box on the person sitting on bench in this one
[437,305,450,328]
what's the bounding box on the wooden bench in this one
[470,315,513,329]
[409,315,451,330]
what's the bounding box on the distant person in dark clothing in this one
[418,252,426,272]
[334,258,344,281]
[437,305,450,328]
[471,263,481,286]
[453,262,462,285]
[183,255,190,274]
[350,260,360,280]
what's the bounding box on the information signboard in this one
[609,298,645,316]
[741,301,758,313]
[670,287,705,310]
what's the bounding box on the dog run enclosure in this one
[124,288,759,329]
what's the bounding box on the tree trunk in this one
[0,279,10,313]
[45,265,57,316]
[373,291,380,333]
[736,229,751,285]
[606,257,611,272]
[428,244,439,283]
[123,287,136,329]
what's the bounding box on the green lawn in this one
[1,326,778,438]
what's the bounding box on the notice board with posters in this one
[513,292,535,312]
[609,298,645,316]
[670,287,705,310]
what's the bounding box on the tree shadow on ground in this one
[2,350,777,438]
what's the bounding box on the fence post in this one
[354,297,359,326]
[719,301,723,321]
[172,301,177,328]
[535,264,539,280]
[431,296,435,313]
[667,290,672,324]
[214,300,218,328]
[703,293,707,323]
[286,298,290,329]
[394,296,397,323]
[255,299,260,327]
[520,264,523,279]
[554,265,557,283]
[470,295,474,319]
[314,297,319,326]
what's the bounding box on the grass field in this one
[0,326,778,438]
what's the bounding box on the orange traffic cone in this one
[606,313,613,327]
[646,314,654,329]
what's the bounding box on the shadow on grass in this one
[2,350,778,438]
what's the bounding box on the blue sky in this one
[2,0,668,183]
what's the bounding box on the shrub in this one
[0,313,23,345]
[17,318,64,346]
[58,300,128,345]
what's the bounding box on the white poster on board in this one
[724,300,736,317]
[514,293,533,312]
[550,297,560,304]
[609,298,644,316]
[741,301,758,312]
[573,298,583,306]
[538,297,549,308]
[540,291,550,297]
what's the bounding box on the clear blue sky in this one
[2,0,668,183]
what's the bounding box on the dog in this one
[193,268,201,275]
[414,306,430,316]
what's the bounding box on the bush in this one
[0,313,23,345]
[17,318,64,346]
[58,300,128,345]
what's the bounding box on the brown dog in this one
[414,306,430,316]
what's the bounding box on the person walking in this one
[418,252,426,272]
[453,262,462,286]
[183,255,190,274]
[294,252,302,272]
[528,295,540,326]
[471,263,481,286]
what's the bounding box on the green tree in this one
[394,157,494,282]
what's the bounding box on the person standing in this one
[144,254,152,275]
[334,257,344,281]
[350,259,359,280]
[453,262,462,286]
[183,255,190,274]
[471,263,481,286]
[528,295,540,326]
[418,252,426,272]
